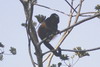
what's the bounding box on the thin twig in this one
[35,3,97,17]
[64,60,69,67]
[65,0,77,13]
[71,12,97,17]
[42,53,51,63]
[72,58,80,67]
[43,47,100,56]
[74,0,83,23]
[28,38,37,67]
[60,13,100,33]
[81,12,97,15]
[61,47,100,52]
[35,3,68,16]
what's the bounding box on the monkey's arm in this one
[43,41,61,56]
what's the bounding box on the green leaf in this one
[0,54,3,61]
[74,47,90,58]
[60,54,69,60]
[95,4,100,11]
[51,64,56,67]
[35,14,46,23]
[9,47,16,55]
[0,42,4,48]
[58,62,62,67]
[32,21,37,26]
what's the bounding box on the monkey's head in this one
[44,13,60,31]
[50,13,59,24]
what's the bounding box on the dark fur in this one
[38,13,61,56]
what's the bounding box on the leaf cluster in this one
[35,14,46,23]
[9,47,16,55]
[60,54,69,60]
[74,47,90,58]
[0,42,16,61]
[95,4,100,11]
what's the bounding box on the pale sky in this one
[0,0,100,67]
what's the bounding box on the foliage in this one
[0,54,3,61]
[0,42,16,61]
[0,42,4,48]
[60,54,69,60]
[9,47,16,55]
[21,21,37,27]
[95,4,100,11]
[95,4,100,19]
[35,14,46,23]
[58,62,62,67]
[74,47,90,58]
[50,64,56,67]
[50,63,62,67]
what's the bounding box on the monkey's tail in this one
[44,41,61,57]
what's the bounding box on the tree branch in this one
[20,0,43,67]
[35,3,98,17]
[74,0,83,23]
[35,3,68,16]
[28,39,36,67]
[20,0,37,67]
[65,0,77,13]
[43,47,100,56]
[60,13,100,33]
[62,47,100,52]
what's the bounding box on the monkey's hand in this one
[57,30,61,34]
[56,47,62,57]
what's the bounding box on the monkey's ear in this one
[35,14,46,23]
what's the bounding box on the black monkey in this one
[38,13,61,57]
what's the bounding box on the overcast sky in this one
[0,0,100,67]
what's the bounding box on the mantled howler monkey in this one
[38,13,61,57]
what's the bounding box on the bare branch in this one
[74,0,83,23]
[81,12,98,14]
[35,3,68,16]
[35,3,97,17]
[28,39,36,67]
[72,12,97,17]
[60,13,100,33]
[20,0,37,67]
[20,0,43,67]
[61,47,100,52]
[65,0,77,13]
[42,54,51,63]
[43,47,100,56]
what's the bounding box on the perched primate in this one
[38,13,61,57]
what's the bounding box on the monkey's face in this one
[50,13,59,24]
